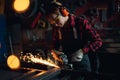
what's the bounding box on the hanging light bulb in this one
[13,0,30,13]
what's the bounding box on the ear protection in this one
[49,1,69,17]
[59,7,69,17]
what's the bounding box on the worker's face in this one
[47,12,68,27]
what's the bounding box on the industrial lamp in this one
[13,0,30,13]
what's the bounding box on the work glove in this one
[71,49,84,62]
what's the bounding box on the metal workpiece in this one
[29,68,61,80]
[0,67,61,80]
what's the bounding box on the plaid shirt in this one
[52,14,102,54]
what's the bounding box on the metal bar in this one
[29,68,61,80]
[14,68,42,80]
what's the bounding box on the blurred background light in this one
[13,0,30,13]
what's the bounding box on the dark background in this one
[0,0,120,79]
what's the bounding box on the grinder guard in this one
[50,50,72,69]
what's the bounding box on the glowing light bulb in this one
[7,55,21,70]
[13,0,30,13]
